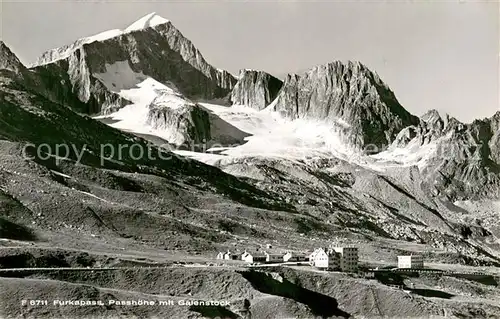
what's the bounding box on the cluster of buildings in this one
[216,250,308,264]
[216,245,359,273]
[309,247,359,272]
[216,246,425,273]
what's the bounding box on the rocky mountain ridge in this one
[25,13,499,201]
[268,61,420,150]
[4,11,499,202]
[0,41,25,74]
[25,13,242,147]
[390,110,500,200]
[224,59,499,201]
[32,13,236,115]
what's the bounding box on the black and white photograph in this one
[0,0,499,318]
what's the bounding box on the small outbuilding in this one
[397,255,424,269]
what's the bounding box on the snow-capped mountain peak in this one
[124,12,169,32]
[33,13,171,66]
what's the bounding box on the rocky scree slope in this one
[210,156,500,265]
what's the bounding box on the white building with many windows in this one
[397,255,424,269]
[331,246,359,272]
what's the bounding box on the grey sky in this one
[1,0,498,122]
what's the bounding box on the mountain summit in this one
[32,13,236,112]
[125,12,170,32]
[34,12,171,66]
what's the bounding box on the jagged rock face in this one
[488,111,500,163]
[0,42,126,115]
[230,70,283,110]
[392,110,464,148]
[31,56,128,114]
[393,110,500,200]
[0,41,25,74]
[270,61,419,150]
[32,16,236,115]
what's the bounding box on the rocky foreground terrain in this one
[1,12,500,319]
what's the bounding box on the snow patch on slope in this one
[201,103,283,136]
[220,117,356,160]
[174,150,228,166]
[454,200,500,214]
[371,139,438,170]
[453,200,500,232]
[369,132,452,170]
[93,60,148,92]
[173,103,361,164]
[174,101,450,176]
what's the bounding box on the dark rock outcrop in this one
[230,69,283,110]
[146,94,211,147]
[270,61,419,149]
